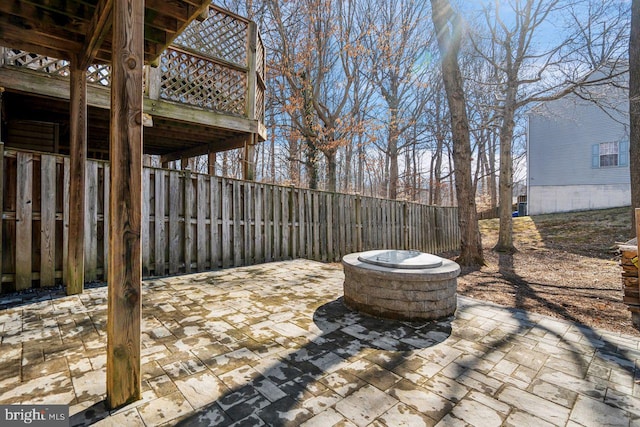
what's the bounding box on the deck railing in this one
[0,4,265,122]
[0,146,460,292]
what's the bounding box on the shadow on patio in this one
[1,259,639,426]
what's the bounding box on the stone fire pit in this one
[342,249,460,321]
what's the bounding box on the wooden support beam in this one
[246,22,258,121]
[0,141,3,288]
[0,87,4,141]
[80,0,114,68]
[160,135,250,164]
[66,60,86,295]
[106,0,144,409]
[208,147,216,176]
[243,134,256,181]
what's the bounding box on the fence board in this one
[63,157,70,285]
[298,189,305,258]
[273,186,281,260]
[15,152,32,290]
[305,190,312,258]
[84,161,98,281]
[210,177,220,269]
[233,180,241,266]
[142,167,150,276]
[154,169,166,276]
[281,187,289,259]
[326,193,333,261]
[40,155,56,286]
[103,165,109,281]
[197,174,207,271]
[169,172,180,274]
[254,184,263,263]
[184,171,193,273]
[244,182,253,265]
[221,178,231,268]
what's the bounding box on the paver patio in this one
[0,259,639,426]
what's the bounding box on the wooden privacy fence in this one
[0,147,460,292]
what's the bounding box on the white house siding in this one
[528,184,630,215]
[527,85,629,214]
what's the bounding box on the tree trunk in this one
[325,147,337,192]
[270,126,276,183]
[388,108,400,199]
[344,140,353,192]
[631,0,640,234]
[494,87,517,253]
[431,0,484,266]
[306,138,319,189]
[357,137,365,194]
[488,131,498,208]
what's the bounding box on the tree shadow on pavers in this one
[430,252,638,422]
[172,297,453,426]
[496,252,636,378]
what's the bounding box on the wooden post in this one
[0,87,4,142]
[67,61,86,295]
[208,146,216,176]
[243,134,256,181]
[242,21,258,182]
[0,141,3,287]
[246,22,258,121]
[107,0,144,409]
[0,90,3,286]
[146,65,161,100]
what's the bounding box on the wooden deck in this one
[0,4,266,160]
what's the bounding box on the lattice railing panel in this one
[173,7,248,67]
[4,49,113,87]
[87,65,111,86]
[5,49,70,76]
[160,49,247,116]
[256,84,265,122]
[256,34,265,81]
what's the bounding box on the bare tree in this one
[266,0,367,192]
[472,0,629,252]
[359,0,433,199]
[431,0,484,266]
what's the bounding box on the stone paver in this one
[0,259,638,426]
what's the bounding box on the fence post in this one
[0,141,3,286]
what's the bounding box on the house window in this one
[592,140,628,168]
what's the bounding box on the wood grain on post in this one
[67,61,86,295]
[15,152,32,291]
[106,0,143,409]
[40,155,56,286]
[636,208,640,246]
[0,142,4,287]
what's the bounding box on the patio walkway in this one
[0,259,639,426]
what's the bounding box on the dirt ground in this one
[451,207,640,337]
